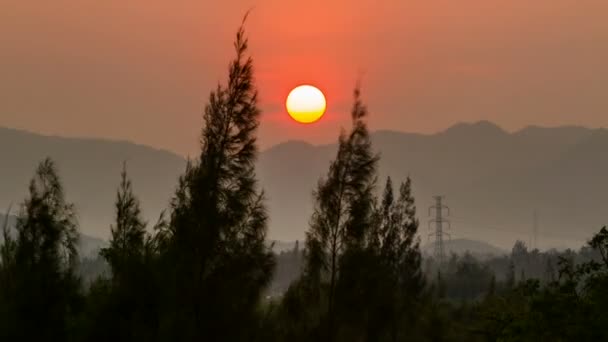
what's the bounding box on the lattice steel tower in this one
[429,196,451,264]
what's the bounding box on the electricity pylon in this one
[429,196,450,265]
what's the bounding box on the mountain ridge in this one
[2,121,606,249]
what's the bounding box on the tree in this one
[84,163,158,342]
[0,206,16,280]
[0,207,17,332]
[154,15,275,341]
[395,177,424,296]
[303,85,379,341]
[589,226,608,267]
[0,158,81,340]
[101,163,146,280]
[393,177,424,336]
[368,176,424,341]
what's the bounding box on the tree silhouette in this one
[0,207,17,336]
[359,176,424,341]
[304,85,379,341]
[395,177,424,295]
[0,158,81,340]
[83,162,159,342]
[153,14,275,341]
[101,162,146,279]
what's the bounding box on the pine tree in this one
[304,86,379,341]
[89,163,155,342]
[0,206,16,282]
[0,158,81,340]
[101,162,146,280]
[154,15,275,341]
[363,177,399,341]
[367,176,423,341]
[395,177,423,297]
[0,207,17,333]
[377,177,397,262]
[589,226,608,267]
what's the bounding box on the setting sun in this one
[286,85,327,124]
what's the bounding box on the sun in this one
[286,85,327,124]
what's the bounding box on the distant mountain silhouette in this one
[260,121,605,250]
[1,122,607,249]
[0,127,185,239]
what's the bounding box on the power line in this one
[428,195,451,265]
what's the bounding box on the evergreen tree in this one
[395,177,424,294]
[0,158,81,340]
[0,207,17,333]
[373,177,422,281]
[589,226,608,267]
[84,163,157,342]
[101,162,147,280]
[366,176,423,341]
[154,15,275,341]
[0,206,16,281]
[376,177,395,259]
[393,177,424,337]
[303,86,379,341]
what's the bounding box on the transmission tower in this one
[428,196,451,265]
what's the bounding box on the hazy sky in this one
[1,0,607,155]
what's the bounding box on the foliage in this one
[100,163,147,279]
[149,14,275,341]
[0,158,82,340]
[296,85,379,341]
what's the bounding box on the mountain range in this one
[2,121,607,250]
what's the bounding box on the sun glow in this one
[286,85,327,124]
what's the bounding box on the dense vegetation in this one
[2,19,607,341]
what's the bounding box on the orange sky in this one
[1,0,607,155]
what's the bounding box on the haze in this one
[3,2,608,339]
[2,0,607,156]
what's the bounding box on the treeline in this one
[2,19,608,342]
[268,237,604,303]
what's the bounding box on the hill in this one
[0,126,185,239]
[1,122,607,249]
[260,121,605,250]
